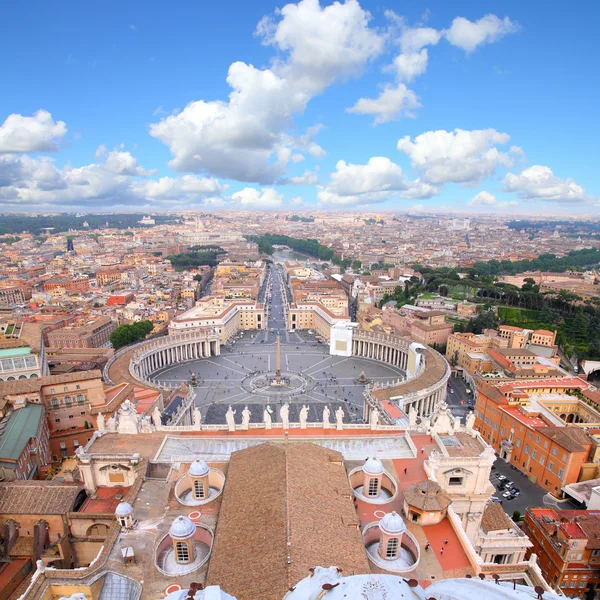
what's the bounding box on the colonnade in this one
[352,338,409,371]
[130,332,221,381]
[355,331,450,422]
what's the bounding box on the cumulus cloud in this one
[231,187,284,208]
[397,128,513,185]
[0,110,67,154]
[503,165,595,203]
[391,49,430,82]
[317,156,440,206]
[150,0,382,183]
[349,12,517,123]
[445,15,519,53]
[280,168,319,185]
[347,83,420,124]
[469,191,497,205]
[0,152,223,210]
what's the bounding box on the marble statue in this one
[335,407,344,430]
[264,405,273,429]
[139,417,155,433]
[152,406,162,428]
[96,412,105,432]
[280,403,290,429]
[74,445,86,459]
[106,416,118,433]
[299,405,309,429]
[408,406,417,428]
[241,406,251,430]
[322,406,331,429]
[370,408,379,430]
[117,399,140,434]
[226,406,236,431]
[193,407,202,429]
[465,411,476,431]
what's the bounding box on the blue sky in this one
[0,0,598,214]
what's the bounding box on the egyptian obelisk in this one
[275,334,281,383]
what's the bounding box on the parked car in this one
[491,497,503,503]
[505,481,514,488]
[497,475,507,481]
[503,490,513,498]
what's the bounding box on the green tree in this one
[352,260,362,270]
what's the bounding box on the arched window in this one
[193,479,205,499]
[176,541,190,563]
[386,537,399,559]
[367,477,379,497]
[52,397,59,408]
[77,393,84,403]
[64,395,72,406]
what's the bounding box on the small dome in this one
[380,511,406,535]
[363,457,384,476]
[115,501,133,517]
[189,459,210,477]
[169,515,196,539]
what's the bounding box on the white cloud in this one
[399,26,442,53]
[469,190,496,205]
[317,156,440,206]
[104,150,155,176]
[397,128,513,185]
[503,165,595,203]
[231,187,283,208]
[0,152,224,209]
[445,15,519,53]
[151,0,382,183]
[94,144,107,159]
[134,175,225,201]
[347,83,420,124]
[391,49,429,82]
[283,168,319,185]
[0,110,67,154]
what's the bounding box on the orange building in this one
[475,380,594,494]
[43,278,90,293]
[522,508,600,597]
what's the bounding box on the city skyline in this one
[1,0,598,215]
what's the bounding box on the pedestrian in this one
[444,539,448,545]
[440,548,444,555]
[421,448,424,455]
[425,542,430,551]
[404,467,407,475]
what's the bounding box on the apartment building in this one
[46,316,117,349]
[522,508,600,598]
[0,371,105,463]
[168,297,265,342]
[475,379,597,494]
[0,286,26,307]
[43,277,90,294]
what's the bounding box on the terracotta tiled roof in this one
[403,480,451,512]
[537,427,586,453]
[0,481,83,514]
[207,442,369,600]
[481,502,513,533]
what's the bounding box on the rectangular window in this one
[548,462,554,472]
[552,447,558,456]
[176,541,190,563]
[535,435,540,443]
[386,537,399,558]
[515,439,521,447]
[532,449,537,459]
[525,445,530,454]
[367,478,379,497]
[540,456,545,465]
[449,477,463,486]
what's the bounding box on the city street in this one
[445,376,471,423]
